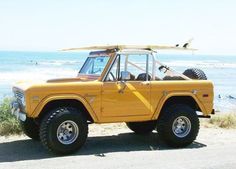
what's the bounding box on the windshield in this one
[79,56,110,75]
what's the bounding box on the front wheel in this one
[39,107,88,155]
[157,104,199,147]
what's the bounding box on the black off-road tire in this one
[126,121,157,134]
[163,76,184,80]
[20,118,40,140]
[39,107,88,155]
[157,104,199,147]
[183,68,207,80]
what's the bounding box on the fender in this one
[152,91,207,120]
[31,94,99,122]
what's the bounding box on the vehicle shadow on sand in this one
[0,132,206,163]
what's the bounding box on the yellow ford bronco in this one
[11,45,214,155]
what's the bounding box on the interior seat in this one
[136,73,151,81]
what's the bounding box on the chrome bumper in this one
[11,100,26,121]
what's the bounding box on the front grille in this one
[13,89,25,110]
[15,90,24,99]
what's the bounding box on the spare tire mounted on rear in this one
[183,68,207,80]
[163,68,207,80]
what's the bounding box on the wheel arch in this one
[152,93,206,120]
[32,94,98,123]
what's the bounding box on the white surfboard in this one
[62,44,197,51]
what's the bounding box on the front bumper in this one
[11,100,26,121]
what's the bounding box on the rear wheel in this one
[126,121,156,134]
[39,107,88,155]
[157,104,199,147]
[20,118,39,140]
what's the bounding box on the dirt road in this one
[0,124,236,169]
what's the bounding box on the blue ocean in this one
[0,51,236,113]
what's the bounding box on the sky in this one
[0,0,236,55]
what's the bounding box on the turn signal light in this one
[203,94,209,97]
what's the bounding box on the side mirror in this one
[121,71,131,81]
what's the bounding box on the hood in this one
[13,80,46,91]
[47,77,85,83]
[47,75,100,83]
[13,75,99,91]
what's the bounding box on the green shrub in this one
[0,98,22,135]
[209,113,236,129]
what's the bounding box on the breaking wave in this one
[164,60,236,68]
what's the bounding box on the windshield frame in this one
[78,52,114,81]
[79,55,110,75]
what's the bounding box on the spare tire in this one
[183,68,207,80]
[163,76,184,80]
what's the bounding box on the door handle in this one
[117,81,127,93]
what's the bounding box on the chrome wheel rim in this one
[172,116,191,138]
[57,120,79,145]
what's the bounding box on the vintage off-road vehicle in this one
[11,45,214,155]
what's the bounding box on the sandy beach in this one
[0,123,236,169]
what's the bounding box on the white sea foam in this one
[127,60,236,68]
[39,60,82,66]
[215,97,236,113]
[0,68,77,83]
[164,60,236,68]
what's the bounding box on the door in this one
[101,53,152,117]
